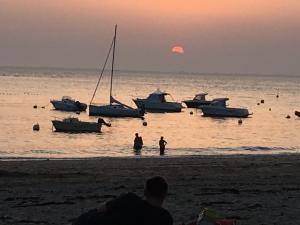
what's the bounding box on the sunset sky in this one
[1,0,300,74]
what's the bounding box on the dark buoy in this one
[190,111,193,115]
[261,99,264,104]
[143,121,147,126]
[33,105,37,109]
[286,115,291,119]
[33,123,40,131]
[238,119,243,125]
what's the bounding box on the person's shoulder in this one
[124,192,140,199]
[160,208,173,222]
[106,192,142,210]
[152,207,173,225]
[117,192,141,201]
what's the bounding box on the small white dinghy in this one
[52,117,111,133]
[200,98,251,118]
[133,89,183,112]
[50,96,87,112]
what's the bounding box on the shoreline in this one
[1,154,300,225]
[1,152,300,161]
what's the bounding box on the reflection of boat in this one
[295,111,300,117]
[52,117,110,133]
[133,89,183,112]
[183,92,212,108]
[51,96,87,112]
[200,98,250,118]
[89,25,144,118]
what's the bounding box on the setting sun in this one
[171,46,184,54]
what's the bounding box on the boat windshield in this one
[62,96,74,101]
[63,117,79,123]
[194,94,207,101]
[211,98,228,107]
[147,93,167,102]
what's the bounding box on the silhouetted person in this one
[134,133,143,150]
[159,136,167,155]
[73,176,173,225]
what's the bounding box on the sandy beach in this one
[0,154,300,225]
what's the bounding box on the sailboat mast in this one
[110,24,117,104]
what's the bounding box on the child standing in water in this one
[159,136,167,155]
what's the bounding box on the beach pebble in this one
[33,123,40,131]
[269,108,272,111]
[257,103,260,105]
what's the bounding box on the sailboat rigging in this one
[89,25,144,118]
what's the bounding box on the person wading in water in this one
[159,136,167,155]
[133,133,143,151]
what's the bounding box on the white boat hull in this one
[52,120,101,133]
[200,106,250,118]
[51,100,87,112]
[133,99,182,112]
[89,104,144,117]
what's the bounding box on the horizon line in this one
[0,65,299,78]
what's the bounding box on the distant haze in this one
[1,0,300,75]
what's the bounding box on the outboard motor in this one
[98,118,111,127]
[75,101,82,110]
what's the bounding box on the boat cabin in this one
[211,98,229,107]
[146,90,169,103]
[62,117,79,123]
[193,93,208,101]
[62,96,74,101]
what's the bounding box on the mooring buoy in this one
[33,123,40,131]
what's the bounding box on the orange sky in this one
[1,0,300,74]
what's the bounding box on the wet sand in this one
[0,154,300,225]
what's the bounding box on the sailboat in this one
[89,25,144,118]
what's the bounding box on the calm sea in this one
[0,67,299,159]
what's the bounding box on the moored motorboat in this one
[133,89,183,112]
[183,92,212,108]
[199,98,251,118]
[50,96,87,112]
[52,117,110,133]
